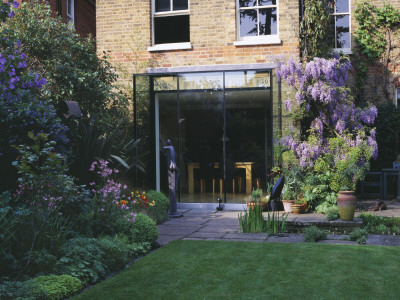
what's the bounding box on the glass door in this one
[178,72,224,202]
[224,71,272,202]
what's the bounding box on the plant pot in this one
[246,201,267,211]
[282,200,295,213]
[337,191,357,221]
[290,203,306,214]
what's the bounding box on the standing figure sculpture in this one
[163,140,182,218]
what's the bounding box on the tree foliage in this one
[5,1,130,131]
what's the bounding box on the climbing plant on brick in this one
[354,1,400,101]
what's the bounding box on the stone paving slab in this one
[327,234,350,240]
[197,224,240,233]
[222,238,266,243]
[265,234,305,243]
[366,235,400,246]
[205,219,240,226]
[224,232,269,240]
[187,231,228,239]
[157,235,183,246]
[162,218,209,225]
[318,240,358,245]
[157,208,400,247]
[157,225,201,236]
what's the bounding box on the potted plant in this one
[329,136,373,221]
[290,197,307,214]
[281,165,304,212]
[281,188,296,212]
[246,188,267,211]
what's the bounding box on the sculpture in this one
[163,140,182,218]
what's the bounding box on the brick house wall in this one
[96,0,300,78]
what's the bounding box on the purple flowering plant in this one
[0,1,68,190]
[275,57,378,169]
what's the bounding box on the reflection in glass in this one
[173,0,188,10]
[336,15,350,48]
[239,0,256,7]
[240,10,257,37]
[155,0,170,12]
[179,72,223,90]
[154,76,177,91]
[335,0,348,13]
[259,0,276,5]
[259,8,277,35]
[225,71,271,89]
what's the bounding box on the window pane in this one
[155,0,170,12]
[259,8,277,35]
[336,15,350,48]
[67,0,72,14]
[239,0,256,8]
[240,9,258,36]
[335,0,349,13]
[258,0,276,6]
[154,15,190,44]
[173,0,188,10]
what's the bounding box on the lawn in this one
[72,240,400,300]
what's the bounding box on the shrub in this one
[145,190,169,224]
[0,1,68,192]
[303,226,328,242]
[26,249,57,276]
[360,213,400,234]
[29,274,82,300]
[325,206,339,221]
[96,236,130,271]
[55,238,106,285]
[350,228,369,244]
[128,242,152,259]
[0,280,43,300]
[131,213,159,245]
[6,1,129,132]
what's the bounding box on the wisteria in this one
[276,57,378,167]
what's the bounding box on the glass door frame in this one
[134,68,277,203]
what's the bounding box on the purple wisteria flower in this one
[275,56,378,166]
[284,99,292,112]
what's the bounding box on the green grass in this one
[72,240,400,300]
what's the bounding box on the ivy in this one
[354,1,400,100]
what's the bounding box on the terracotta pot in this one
[337,191,357,221]
[290,203,306,214]
[282,200,295,213]
[246,201,267,211]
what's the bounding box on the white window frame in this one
[331,0,351,54]
[148,0,193,52]
[234,0,281,46]
[395,87,400,107]
[66,0,74,25]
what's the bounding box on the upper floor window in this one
[67,0,74,25]
[152,0,190,45]
[235,1,280,45]
[331,0,350,51]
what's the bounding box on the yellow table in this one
[187,162,254,194]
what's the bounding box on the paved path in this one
[157,208,400,247]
